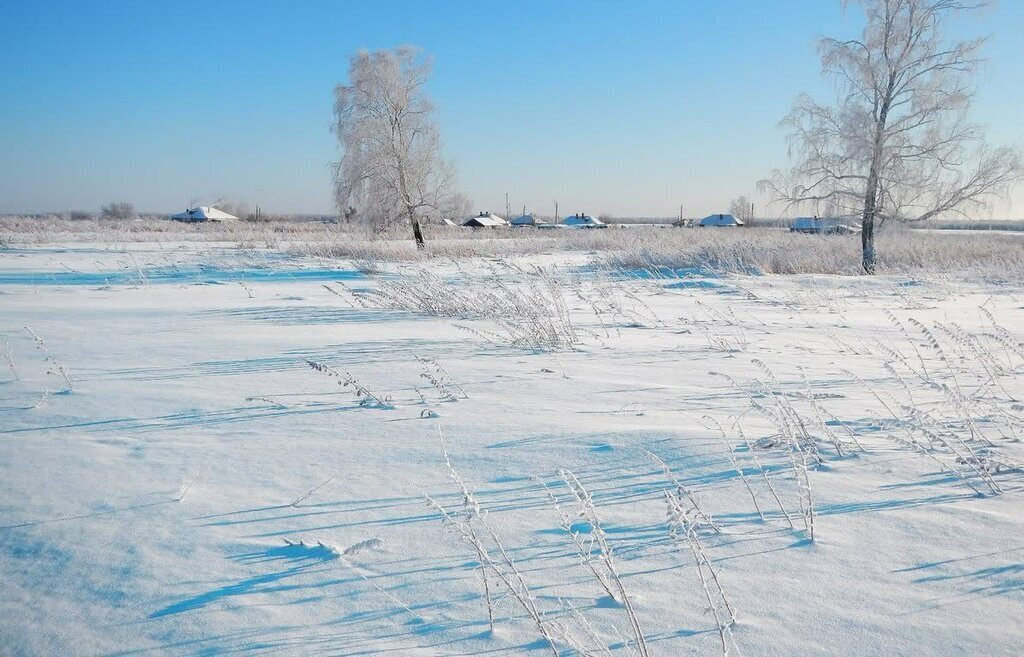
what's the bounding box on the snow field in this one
[1,243,1022,656]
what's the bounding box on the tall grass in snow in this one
[431,430,497,636]
[427,442,567,654]
[849,307,1023,495]
[557,469,650,657]
[428,432,650,656]
[601,227,1024,278]
[352,266,581,350]
[6,215,1024,277]
[665,491,739,656]
[646,451,720,532]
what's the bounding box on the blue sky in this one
[2,0,1022,217]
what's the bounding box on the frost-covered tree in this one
[332,47,462,247]
[728,195,754,223]
[441,192,473,226]
[761,0,1021,273]
[100,202,134,219]
[212,200,252,219]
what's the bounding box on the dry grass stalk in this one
[558,469,651,657]
[305,359,393,408]
[24,327,73,392]
[665,491,739,656]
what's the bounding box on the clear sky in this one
[2,0,1022,218]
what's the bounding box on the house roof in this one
[699,213,743,226]
[170,206,239,221]
[510,214,541,225]
[794,217,841,225]
[463,212,507,227]
[563,214,604,226]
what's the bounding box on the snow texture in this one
[1,242,1022,656]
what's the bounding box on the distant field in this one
[913,218,1024,231]
[3,215,1023,278]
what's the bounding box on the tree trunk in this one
[862,95,892,275]
[396,159,425,249]
[408,208,425,249]
[861,169,878,274]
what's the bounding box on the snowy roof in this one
[792,217,859,234]
[563,214,605,227]
[794,216,842,226]
[698,213,744,226]
[463,212,507,227]
[170,206,239,222]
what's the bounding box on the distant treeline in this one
[4,211,336,223]
[910,219,1024,232]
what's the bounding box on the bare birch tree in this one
[332,47,463,247]
[761,0,1020,273]
[728,195,754,223]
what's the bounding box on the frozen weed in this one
[24,327,73,393]
[665,491,739,656]
[1,341,18,380]
[414,353,468,401]
[291,473,338,507]
[305,359,393,408]
[558,469,651,657]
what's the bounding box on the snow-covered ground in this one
[1,242,1022,656]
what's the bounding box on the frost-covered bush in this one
[100,202,135,220]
